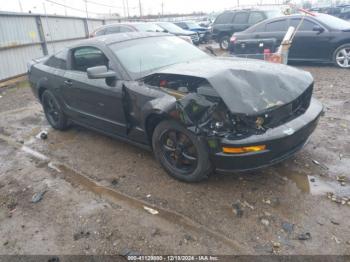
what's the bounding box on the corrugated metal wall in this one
[87,20,104,34]
[0,12,105,81]
[41,17,86,41]
[0,16,40,48]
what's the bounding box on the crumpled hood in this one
[155,57,314,115]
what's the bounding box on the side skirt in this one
[70,119,152,152]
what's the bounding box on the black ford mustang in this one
[28,32,323,182]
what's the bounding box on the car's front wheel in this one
[152,120,212,182]
[219,35,230,50]
[333,44,350,68]
[42,90,69,130]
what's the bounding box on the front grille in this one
[263,83,313,128]
[190,34,199,42]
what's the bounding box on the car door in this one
[232,12,249,32]
[213,12,235,38]
[289,18,331,61]
[62,45,127,136]
[253,18,288,52]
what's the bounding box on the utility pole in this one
[161,0,164,16]
[122,0,126,18]
[138,0,142,18]
[63,0,68,16]
[84,0,89,18]
[126,0,130,17]
[18,0,23,12]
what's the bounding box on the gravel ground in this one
[0,59,349,256]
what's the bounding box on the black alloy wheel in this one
[160,129,198,174]
[152,120,212,182]
[42,90,69,130]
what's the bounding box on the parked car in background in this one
[174,21,210,43]
[198,17,213,27]
[323,6,342,17]
[309,5,349,19]
[339,5,350,20]
[28,32,322,182]
[212,9,283,50]
[155,22,200,44]
[229,13,350,68]
[90,22,165,37]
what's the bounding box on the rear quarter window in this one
[106,26,120,34]
[250,22,266,32]
[233,12,249,24]
[119,26,133,32]
[249,12,265,25]
[265,19,288,31]
[45,49,68,70]
[95,29,106,36]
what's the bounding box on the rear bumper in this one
[210,98,323,173]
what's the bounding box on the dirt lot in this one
[0,61,349,256]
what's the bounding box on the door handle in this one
[64,80,73,87]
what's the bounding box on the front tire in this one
[333,44,350,68]
[219,35,230,50]
[42,90,69,130]
[152,120,212,182]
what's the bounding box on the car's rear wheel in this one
[219,35,230,50]
[333,44,350,68]
[42,90,69,130]
[152,120,212,182]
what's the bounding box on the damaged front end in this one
[142,66,323,172]
[143,71,314,140]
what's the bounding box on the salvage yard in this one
[0,62,349,255]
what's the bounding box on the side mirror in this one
[313,25,324,33]
[87,66,116,79]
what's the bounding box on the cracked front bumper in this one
[210,98,323,173]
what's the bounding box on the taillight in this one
[230,36,237,43]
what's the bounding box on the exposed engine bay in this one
[143,73,314,140]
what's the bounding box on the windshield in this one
[341,7,350,13]
[157,22,186,34]
[109,36,208,79]
[317,13,350,30]
[133,23,165,32]
[186,22,200,29]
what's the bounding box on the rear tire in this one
[42,90,69,130]
[333,44,350,68]
[219,35,230,50]
[152,120,212,182]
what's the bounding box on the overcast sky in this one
[0,0,301,17]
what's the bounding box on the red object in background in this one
[159,80,167,87]
[264,49,271,54]
[230,36,237,43]
[298,8,316,16]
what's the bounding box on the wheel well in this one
[333,41,350,56]
[219,33,230,40]
[145,113,167,143]
[38,86,47,102]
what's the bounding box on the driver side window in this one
[71,46,109,72]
